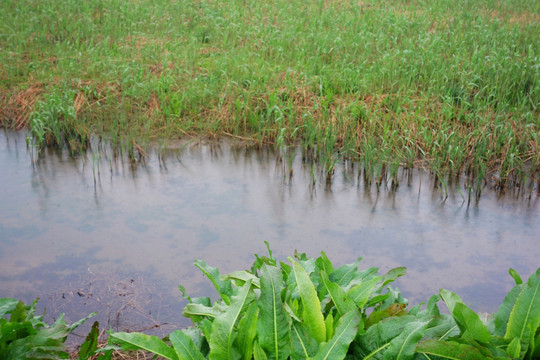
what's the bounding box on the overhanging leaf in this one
[108,332,178,360]
[194,259,233,305]
[183,303,220,320]
[379,267,407,290]
[227,271,261,289]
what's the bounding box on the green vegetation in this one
[0,298,95,359]
[3,245,540,359]
[0,0,538,187]
[102,245,540,359]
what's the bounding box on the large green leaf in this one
[312,309,361,360]
[0,320,34,345]
[194,259,233,305]
[452,302,492,343]
[440,289,464,314]
[424,315,459,341]
[348,277,381,309]
[494,284,523,336]
[257,264,291,360]
[320,270,356,317]
[506,337,521,358]
[416,339,492,359]
[366,303,408,328]
[78,321,100,360]
[227,271,261,289]
[236,302,259,360]
[354,315,415,359]
[290,321,319,360]
[381,320,429,360]
[0,298,19,318]
[169,330,206,360]
[209,279,255,360]
[378,267,407,290]
[528,327,540,360]
[315,252,335,277]
[329,257,362,287]
[183,303,220,322]
[108,332,178,360]
[290,258,326,343]
[440,289,492,344]
[505,269,540,356]
[253,340,269,360]
[1,336,69,360]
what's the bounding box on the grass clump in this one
[0,0,538,187]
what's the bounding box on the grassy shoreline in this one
[1,0,538,189]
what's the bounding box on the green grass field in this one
[1,0,538,188]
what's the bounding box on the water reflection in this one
[0,130,539,337]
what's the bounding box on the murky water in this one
[1,130,539,339]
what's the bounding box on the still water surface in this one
[1,131,539,336]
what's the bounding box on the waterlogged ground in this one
[1,130,539,339]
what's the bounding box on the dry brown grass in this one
[485,9,540,27]
[0,84,43,129]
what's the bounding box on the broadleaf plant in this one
[0,297,95,360]
[103,246,539,359]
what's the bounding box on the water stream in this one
[1,130,539,339]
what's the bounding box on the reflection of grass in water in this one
[0,0,538,190]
